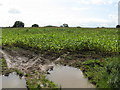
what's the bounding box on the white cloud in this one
[77,0,90,5]
[78,0,117,5]
[91,0,108,5]
[8,8,21,14]
[0,3,3,6]
[108,14,118,25]
[71,7,89,11]
[109,14,118,20]
[0,0,118,27]
[87,18,110,23]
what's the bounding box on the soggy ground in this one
[1,47,56,74]
[1,46,97,88]
[1,28,119,88]
[1,47,58,88]
[46,65,95,88]
[1,72,27,88]
[0,45,119,88]
[1,46,104,75]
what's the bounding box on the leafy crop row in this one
[2,28,119,54]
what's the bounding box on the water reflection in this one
[0,72,27,89]
[46,65,95,88]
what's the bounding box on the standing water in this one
[46,65,95,88]
[0,72,27,89]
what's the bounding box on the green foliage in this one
[0,58,8,74]
[81,56,120,88]
[2,28,118,54]
[76,26,81,28]
[63,24,69,27]
[0,58,24,76]
[26,74,58,89]
[116,25,120,28]
[13,21,24,27]
[40,75,58,88]
[1,27,119,88]
[14,69,24,77]
[44,25,57,27]
[99,56,120,88]
[32,24,39,27]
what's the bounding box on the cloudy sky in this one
[0,0,119,27]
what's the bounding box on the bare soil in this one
[1,46,108,75]
[1,47,57,75]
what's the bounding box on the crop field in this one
[1,27,120,88]
[2,27,119,54]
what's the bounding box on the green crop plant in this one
[2,28,119,54]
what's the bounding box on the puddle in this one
[0,72,27,89]
[46,65,95,88]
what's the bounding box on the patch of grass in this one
[80,56,120,88]
[0,58,24,77]
[0,58,10,75]
[26,74,58,89]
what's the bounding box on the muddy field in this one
[1,46,105,74]
[1,47,58,74]
[1,46,119,88]
[1,47,98,88]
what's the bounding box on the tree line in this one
[12,21,120,28]
[12,21,69,28]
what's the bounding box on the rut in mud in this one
[0,47,56,74]
[1,47,105,74]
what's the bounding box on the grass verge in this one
[63,55,120,88]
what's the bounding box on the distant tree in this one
[76,26,81,28]
[44,25,57,27]
[101,27,105,28]
[63,24,69,27]
[116,25,120,28]
[13,21,24,27]
[32,24,39,27]
[60,25,63,27]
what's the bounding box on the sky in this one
[0,0,119,27]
